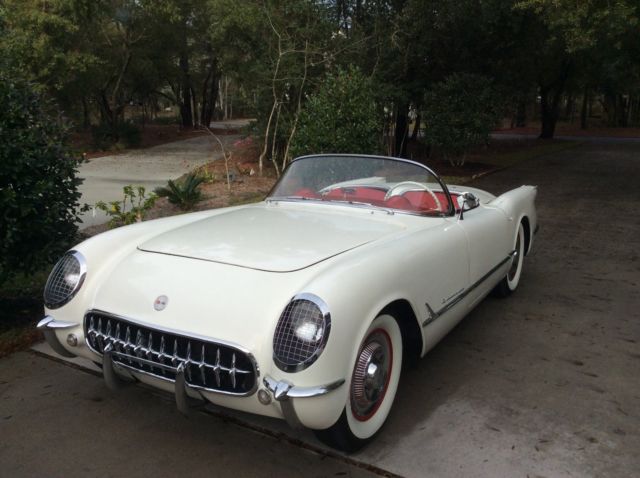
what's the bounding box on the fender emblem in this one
[154,295,169,311]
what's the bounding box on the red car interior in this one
[293,186,459,214]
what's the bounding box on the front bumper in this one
[37,315,346,430]
[37,316,77,357]
[262,375,345,428]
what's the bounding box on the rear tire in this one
[314,314,402,452]
[494,222,525,297]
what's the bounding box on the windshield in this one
[269,155,453,216]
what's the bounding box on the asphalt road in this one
[2,141,639,477]
[78,133,238,228]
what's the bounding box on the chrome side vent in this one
[84,311,258,396]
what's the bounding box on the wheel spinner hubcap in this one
[351,330,391,420]
[508,233,521,281]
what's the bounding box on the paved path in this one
[492,132,640,143]
[78,135,238,228]
[2,142,639,477]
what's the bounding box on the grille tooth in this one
[199,344,206,384]
[84,312,257,395]
[147,332,153,359]
[172,339,179,367]
[135,331,143,358]
[97,318,104,349]
[115,323,121,352]
[125,326,132,364]
[186,342,192,382]
[214,349,221,387]
[230,353,237,388]
[159,336,166,375]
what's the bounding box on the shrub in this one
[95,185,157,228]
[154,173,205,211]
[423,73,504,166]
[91,121,142,150]
[0,76,83,284]
[290,66,382,158]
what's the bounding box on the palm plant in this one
[154,173,205,211]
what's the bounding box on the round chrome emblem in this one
[154,295,168,311]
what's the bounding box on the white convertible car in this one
[39,154,537,451]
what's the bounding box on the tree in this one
[290,67,382,158]
[423,73,503,166]
[0,77,83,283]
[515,0,638,137]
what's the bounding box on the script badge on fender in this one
[154,295,169,311]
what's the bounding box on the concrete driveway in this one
[78,134,238,228]
[2,142,639,477]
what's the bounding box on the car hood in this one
[138,204,406,272]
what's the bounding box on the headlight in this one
[273,293,331,372]
[43,251,87,309]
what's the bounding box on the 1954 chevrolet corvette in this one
[39,154,537,452]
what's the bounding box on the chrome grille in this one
[84,311,258,396]
[44,252,85,309]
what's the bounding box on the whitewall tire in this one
[494,222,525,297]
[314,314,402,452]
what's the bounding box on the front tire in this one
[494,222,525,297]
[314,314,402,452]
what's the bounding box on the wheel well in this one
[521,216,531,255]
[380,299,423,368]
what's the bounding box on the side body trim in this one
[422,250,516,327]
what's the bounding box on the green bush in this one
[95,185,157,228]
[91,121,142,150]
[154,173,205,211]
[290,66,382,158]
[0,76,83,284]
[424,73,503,166]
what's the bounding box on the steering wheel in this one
[383,181,442,211]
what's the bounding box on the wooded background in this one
[2,0,639,166]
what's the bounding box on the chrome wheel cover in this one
[508,232,522,281]
[351,329,392,420]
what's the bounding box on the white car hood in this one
[138,204,405,272]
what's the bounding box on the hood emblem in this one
[154,295,168,311]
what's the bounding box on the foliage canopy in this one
[0,76,83,283]
[290,67,382,158]
[424,74,503,166]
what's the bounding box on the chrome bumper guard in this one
[101,342,204,415]
[37,316,77,358]
[263,375,345,428]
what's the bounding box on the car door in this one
[456,203,512,305]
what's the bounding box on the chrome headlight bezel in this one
[43,250,87,309]
[273,293,331,373]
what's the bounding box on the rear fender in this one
[489,186,538,254]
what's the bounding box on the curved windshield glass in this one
[269,155,453,216]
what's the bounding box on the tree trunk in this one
[539,86,557,139]
[411,113,421,140]
[81,96,91,129]
[200,59,219,127]
[179,51,193,128]
[580,87,589,130]
[394,103,409,157]
[515,98,527,127]
[618,94,628,127]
